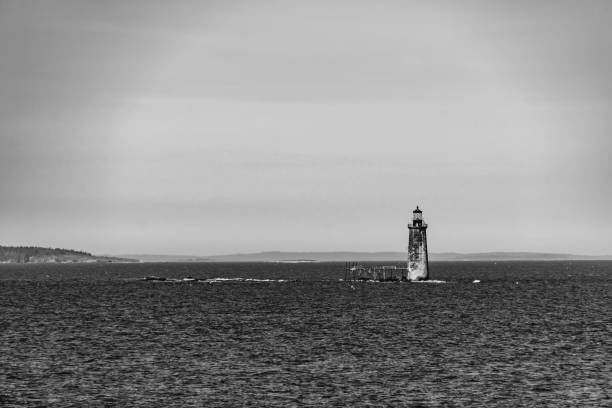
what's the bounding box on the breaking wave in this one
[339,279,447,284]
[141,277,446,284]
[411,279,447,283]
[141,276,289,283]
[205,278,289,283]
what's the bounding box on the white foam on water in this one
[412,279,446,284]
[203,277,289,283]
[357,280,447,284]
[142,277,289,283]
[244,278,288,282]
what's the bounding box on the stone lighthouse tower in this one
[407,206,429,281]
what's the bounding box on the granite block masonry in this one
[408,206,429,281]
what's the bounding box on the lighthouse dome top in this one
[413,206,422,213]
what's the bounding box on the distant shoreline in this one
[3,246,610,264]
[0,246,138,264]
[118,251,612,263]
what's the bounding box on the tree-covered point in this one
[0,246,91,256]
[0,246,93,262]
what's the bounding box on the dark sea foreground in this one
[1,262,610,407]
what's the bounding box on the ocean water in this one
[0,261,610,407]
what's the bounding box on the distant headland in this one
[2,247,610,264]
[119,251,612,263]
[0,246,137,264]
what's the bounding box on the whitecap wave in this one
[411,279,446,283]
[142,276,289,283]
[353,279,447,284]
[203,277,289,283]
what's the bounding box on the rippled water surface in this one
[1,261,611,407]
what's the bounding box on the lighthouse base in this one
[408,226,429,281]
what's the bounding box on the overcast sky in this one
[1,0,611,255]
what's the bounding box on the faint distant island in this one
[119,251,612,263]
[0,246,137,264]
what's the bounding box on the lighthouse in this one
[407,206,429,281]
